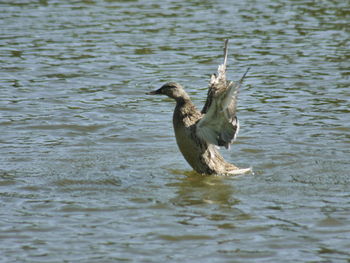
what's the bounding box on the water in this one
[0,0,349,262]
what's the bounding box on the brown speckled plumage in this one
[170,91,239,175]
[147,40,251,175]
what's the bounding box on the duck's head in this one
[147,82,189,101]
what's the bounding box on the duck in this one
[147,40,251,175]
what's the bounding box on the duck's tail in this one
[226,167,253,176]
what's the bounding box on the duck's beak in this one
[146,89,161,95]
[146,90,158,95]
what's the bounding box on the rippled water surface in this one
[1,0,349,262]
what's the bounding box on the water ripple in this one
[1,0,349,262]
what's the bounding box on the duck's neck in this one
[173,96,200,127]
[175,96,191,106]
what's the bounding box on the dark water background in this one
[1,0,349,262]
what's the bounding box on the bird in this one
[147,39,251,175]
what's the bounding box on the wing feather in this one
[196,40,249,149]
[196,82,241,149]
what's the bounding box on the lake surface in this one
[1,0,349,262]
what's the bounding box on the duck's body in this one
[172,96,240,175]
[148,40,251,175]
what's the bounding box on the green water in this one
[0,0,349,262]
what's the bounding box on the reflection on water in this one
[1,0,349,262]
[168,171,239,207]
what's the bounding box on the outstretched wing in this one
[196,40,249,149]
